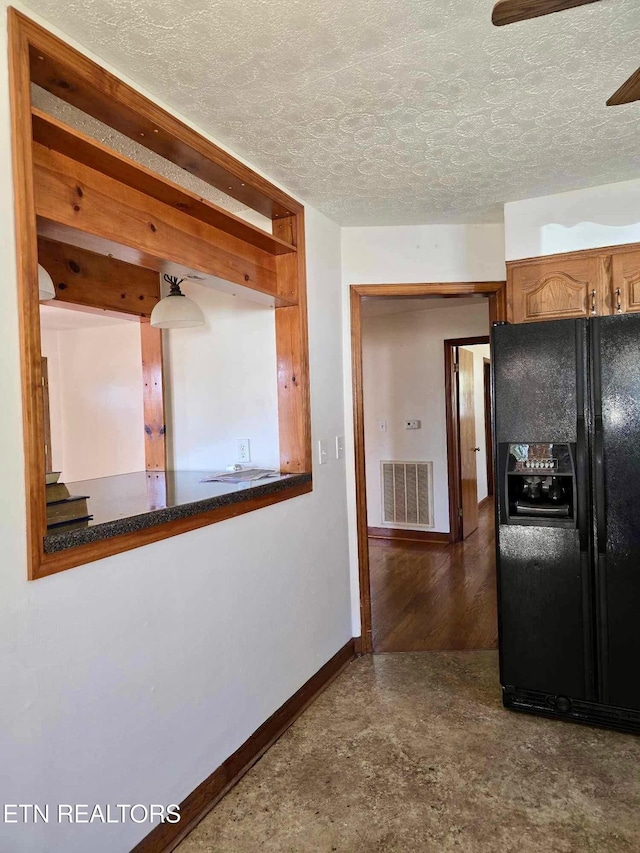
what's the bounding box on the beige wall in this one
[39,318,145,482]
[362,301,490,533]
[164,282,280,472]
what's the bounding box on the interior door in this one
[458,347,479,538]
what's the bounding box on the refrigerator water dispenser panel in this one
[502,442,577,526]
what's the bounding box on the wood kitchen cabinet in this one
[612,250,640,315]
[507,253,611,324]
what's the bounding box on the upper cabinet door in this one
[612,250,640,315]
[507,256,610,324]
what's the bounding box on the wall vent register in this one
[381,461,434,529]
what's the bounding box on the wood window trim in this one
[9,9,312,580]
[350,282,506,654]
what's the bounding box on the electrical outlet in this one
[335,436,344,459]
[378,420,388,432]
[405,420,421,430]
[236,438,251,463]
[318,439,328,465]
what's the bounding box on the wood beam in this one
[9,9,48,578]
[37,237,160,317]
[18,12,302,220]
[31,110,297,257]
[274,214,311,472]
[32,142,283,301]
[140,319,166,473]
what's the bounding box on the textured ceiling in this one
[24,0,640,225]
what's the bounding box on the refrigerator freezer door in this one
[493,320,593,700]
[593,314,640,711]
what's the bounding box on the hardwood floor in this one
[369,501,498,652]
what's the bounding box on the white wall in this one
[40,321,145,481]
[342,224,506,628]
[505,178,640,261]
[165,283,280,472]
[342,224,506,285]
[0,8,351,852]
[362,303,490,533]
[462,343,491,504]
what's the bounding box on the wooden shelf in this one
[11,11,312,578]
[27,37,302,221]
[31,108,298,257]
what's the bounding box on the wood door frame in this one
[444,335,490,543]
[350,281,506,654]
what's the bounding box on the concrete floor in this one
[177,652,640,852]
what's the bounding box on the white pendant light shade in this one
[150,275,205,329]
[38,264,56,301]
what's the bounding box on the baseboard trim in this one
[367,526,449,544]
[478,495,493,510]
[131,638,357,853]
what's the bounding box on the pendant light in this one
[38,264,56,301]
[150,274,205,329]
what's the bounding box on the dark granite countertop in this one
[44,470,312,553]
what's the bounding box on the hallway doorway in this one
[350,281,506,654]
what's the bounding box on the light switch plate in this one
[335,436,344,459]
[318,439,328,465]
[378,420,387,432]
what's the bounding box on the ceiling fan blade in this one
[607,67,640,106]
[492,0,602,27]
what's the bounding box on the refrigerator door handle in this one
[589,317,609,703]
[575,320,589,554]
[594,426,607,554]
[590,319,607,555]
[576,416,590,553]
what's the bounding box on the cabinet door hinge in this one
[458,507,463,518]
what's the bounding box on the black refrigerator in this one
[493,314,640,733]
